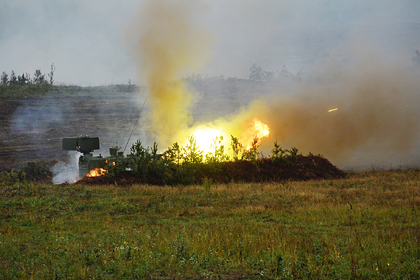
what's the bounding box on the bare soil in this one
[0,91,143,171]
[0,82,256,172]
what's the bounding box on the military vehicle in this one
[62,136,122,177]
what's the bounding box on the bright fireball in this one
[191,128,225,154]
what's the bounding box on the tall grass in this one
[1,170,420,279]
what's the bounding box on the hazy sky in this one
[1,0,419,85]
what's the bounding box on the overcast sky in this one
[1,0,419,85]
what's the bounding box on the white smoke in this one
[51,151,80,184]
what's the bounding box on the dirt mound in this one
[76,155,345,186]
[220,155,345,183]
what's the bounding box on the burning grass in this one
[1,170,420,278]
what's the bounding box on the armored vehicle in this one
[62,136,121,177]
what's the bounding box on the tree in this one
[249,63,279,81]
[205,136,229,163]
[9,71,17,85]
[183,136,203,164]
[249,63,265,81]
[1,72,8,85]
[33,70,45,84]
[17,73,29,85]
[48,63,55,85]
[230,135,243,161]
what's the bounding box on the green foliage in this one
[112,140,174,185]
[288,147,300,159]
[109,136,223,185]
[106,144,126,178]
[241,136,260,162]
[33,69,46,84]
[9,70,17,84]
[99,138,314,186]
[271,140,287,164]
[1,172,420,278]
[0,67,54,97]
[48,63,56,85]
[0,161,52,186]
[21,161,52,182]
[183,136,203,164]
[166,142,182,167]
[205,136,229,163]
[230,135,243,161]
[17,72,29,85]
[148,143,174,185]
[128,140,153,178]
[172,165,195,185]
[271,142,300,165]
[1,71,8,85]
[0,170,22,185]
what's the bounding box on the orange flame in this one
[87,168,108,177]
[105,160,116,166]
[240,118,270,149]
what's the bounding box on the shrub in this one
[21,161,52,182]
[183,136,203,164]
[241,136,260,162]
[0,161,52,185]
[205,136,229,164]
[271,140,287,164]
[230,135,243,161]
[85,136,340,186]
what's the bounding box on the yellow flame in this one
[191,128,224,155]
[240,118,270,149]
[328,108,338,113]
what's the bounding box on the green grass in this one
[1,170,420,279]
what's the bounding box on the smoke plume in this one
[127,0,213,146]
[125,0,420,169]
[229,44,420,169]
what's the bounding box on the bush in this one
[0,161,52,186]
[85,136,343,186]
[21,161,52,182]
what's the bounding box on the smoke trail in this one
[127,0,213,147]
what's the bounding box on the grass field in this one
[1,170,420,279]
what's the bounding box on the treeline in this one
[0,64,56,97]
[0,63,139,98]
[184,64,303,84]
[1,63,55,86]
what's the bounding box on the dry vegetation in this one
[1,170,420,279]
